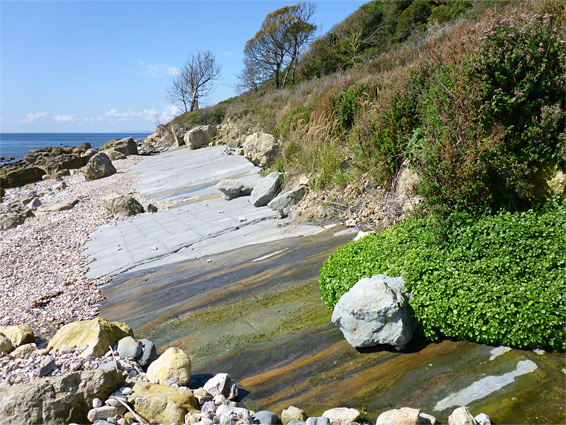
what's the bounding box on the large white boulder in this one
[331,274,413,350]
[184,125,217,150]
[242,132,281,168]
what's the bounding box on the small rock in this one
[93,398,103,408]
[0,333,13,353]
[26,197,42,210]
[147,204,158,213]
[253,411,280,425]
[136,338,157,367]
[36,199,79,212]
[146,346,191,386]
[202,401,217,415]
[119,386,133,396]
[448,407,478,425]
[474,414,491,425]
[116,336,142,359]
[322,408,360,425]
[204,373,238,400]
[103,193,144,217]
[376,407,420,425]
[87,406,126,423]
[238,216,247,222]
[0,324,34,347]
[11,343,37,358]
[250,172,282,207]
[282,406,306,425]
[306,418,330,425]
[34,356,56,377]
[52,181,67,191]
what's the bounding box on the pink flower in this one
[508,34,514,38]
[514,92,524,98]
[561,40,566,45]
[538,47,545,52]
[489,31,497,36]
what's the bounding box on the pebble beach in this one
[0,154,172,339]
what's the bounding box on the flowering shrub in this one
[410,8,566,216]
[320,201,566,350]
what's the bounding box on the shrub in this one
[319,201,566,350]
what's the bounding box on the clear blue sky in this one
[0,0,365,133]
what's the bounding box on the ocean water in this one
[0,133,151,163]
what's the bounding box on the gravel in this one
[0,155,173,340]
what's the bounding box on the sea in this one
[0,133,152,164]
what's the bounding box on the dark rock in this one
[0,167,46,189]
[41,153,87,175]
[267,186,307,217]
[146,204,158,213]
[137,338,157,367]
[34,356,56,377]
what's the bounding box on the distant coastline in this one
[0,132,151,164]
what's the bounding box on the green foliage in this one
[172,104,226,126]
[320,202,566,350]
[333,81,370,131]
[409,8,566,216]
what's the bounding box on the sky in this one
[0,0,366,133]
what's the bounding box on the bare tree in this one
[242,3,316,90]
[168,50,222,113]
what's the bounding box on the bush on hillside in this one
[319,201,566,350]
[409,7,566,215]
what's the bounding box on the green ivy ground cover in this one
[320,202,566,350]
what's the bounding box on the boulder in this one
[281,406,306,425]
[267,186,307,217]
[0,324,34,347]
[0,167,46,189]
[48,317,133,358]
[204,373,238,400]
[448,407,477,425]
[116,336,142,359]
[26,197,42,210]
[375,407,433,425]
[533,160,566,200]
[44,169,71,180]
[0,369,125,425]
[253,411,280,425]
[322,408,360,425]
[103,193,144,217]
[105,148,127,161]
[101,137,138,156]
[217,179,256,200]
[127,382,199,425]
[171,124,189,147]
[83,152,116,181]
[0,333,13,353]
[242,132,281,168]
[331,275,413,350]
[36,199,79,213]
[137,338,158,367]
[0,203,34,231]
[146,346,191,386]
[184,125,217,150]
[250,172,282,207]
[41,153,87,175]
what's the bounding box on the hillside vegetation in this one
[168,0,565,349]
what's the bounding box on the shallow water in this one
[101,226,566,424]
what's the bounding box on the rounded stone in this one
[116,336,142,359]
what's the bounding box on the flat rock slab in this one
[83,146,324,278]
